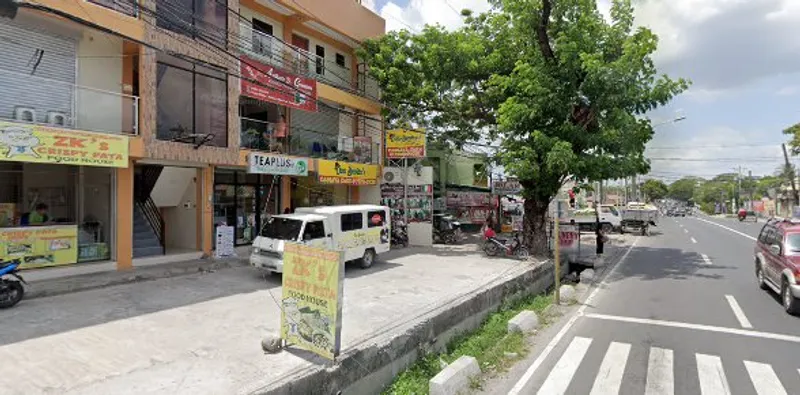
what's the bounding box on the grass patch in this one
[382,292,553,395]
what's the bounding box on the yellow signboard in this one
[386,129,426,158]
[0,225,79,269]
[281,243,344,360]
[317,159,379,186]
[0,121,129,168]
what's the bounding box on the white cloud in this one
[776,85,799,96]
[379,0,492,32]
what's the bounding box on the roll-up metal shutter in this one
[290,103,340,155]
[0,18,77,124]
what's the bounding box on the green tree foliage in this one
[640,179,668,201]
[783,123,800,155]
[359,0,689,253]
[667,178,697,201]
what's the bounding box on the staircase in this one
[133,205,163,258]
[133,165,165,258]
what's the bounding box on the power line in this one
[647,143,780,150]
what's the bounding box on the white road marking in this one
[584,313,800,343]
[701,254,712,265]
[694,217,757,241]
[679,224,683,228]
[696,354,731,395]
[537,337,593,395]
[691,237,697,243]
[744,360,788,395]
[590,341,630,395]
[645,347,674,395]
[725,295,753,328]
[507,238,640,395]
[684,228,688,233]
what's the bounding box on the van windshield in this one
[261,217,303,241]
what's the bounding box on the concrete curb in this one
[25,258,248,299]
[254,259,568,395]
[429,355,481,395]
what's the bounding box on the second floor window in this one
[156,0,228,47]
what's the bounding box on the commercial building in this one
[0,0,385,271]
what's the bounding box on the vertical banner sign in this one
[240,55,318,112]
[386,129,426,158]
[281,243,345,361]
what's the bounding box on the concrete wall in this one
[163,176,198,250]
[151,167,196,208]
[280,0,385,42]
[427,150,488,189]
[77,31,124,134]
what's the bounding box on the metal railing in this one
[240,117,287,153]
[88,0,138,17]
[288,126,380,164]
[239,23,381,100]
[0,68,139,135]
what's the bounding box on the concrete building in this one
[0,0,385,271]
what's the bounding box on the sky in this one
[361,0,800,181]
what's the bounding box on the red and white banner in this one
[240,56,318,112]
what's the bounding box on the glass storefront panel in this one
[0,162,114,268]
[213,170,279,246]
[290,175,350,210]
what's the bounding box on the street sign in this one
[492,179,523,195]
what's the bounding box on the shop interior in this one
[213,169,280,246]
[289,176,350,211]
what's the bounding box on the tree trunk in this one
[524,198,551,256]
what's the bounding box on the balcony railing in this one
[240,117,286,153]
[240,23,380,101]
[88,0,138,17]
[0,68,139,135]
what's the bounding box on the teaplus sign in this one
[248,153,308,176]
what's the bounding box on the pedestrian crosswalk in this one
[536,336,795,395]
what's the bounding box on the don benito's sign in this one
[492,179,523,195]
[281,243,345,361]
[317,159,379,185]
[0,122,129,168]
[386,129,426,158]
[248,152,308,176]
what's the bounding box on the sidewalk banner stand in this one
[280,243,345,361]
[0,225,78,269]
[214,225,236,258]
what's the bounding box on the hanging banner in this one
[492,179,523,195]
[281,243,344,361]
[0,122,129,168]
[0,225,78,269]
[248,152,308,176]
[240,55,318,113]
[317,159,379,185]
[386,129,426,158]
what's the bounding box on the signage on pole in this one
[386,129,426,158]
[248,152,308,176]
[281,243,345,361]
[492,179,523,195]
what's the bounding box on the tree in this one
[641,179,668,201]
[360,0,689,254]
[667,177,698,201]
[783,123,800,154]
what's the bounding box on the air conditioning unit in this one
[382,167,402,184]
[14,106,36,122]
[47,111,67,126]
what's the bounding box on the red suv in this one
[755,218,800,315]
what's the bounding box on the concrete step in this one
[133,245,163,258]
[133,237,161,249]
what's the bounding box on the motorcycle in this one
[391,218,409,248]
[483,232,529,260]
[433,214,461,245]
[0,260,26,308]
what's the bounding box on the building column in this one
[198,166,214,256]
[281,175,292,212]
[116,161,134,271]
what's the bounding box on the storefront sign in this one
[0,225,78,269]
[559,224,579,248]
[318,159,379,185]
[241,56,318,113]
[492,179,523,195]
[386,129,426,158]
[248,152,308,176]
[381,183,433,223]
[281,243,345,361]
[0,122,129,168]
[446,191,493,207]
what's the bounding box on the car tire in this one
[601,223,613,233]
[360,248,376,269]
[756,263,768,290]
[782,280,800,315]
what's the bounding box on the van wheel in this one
[601,223,613,233]
[360,249,376,269]
[782,280,800,315]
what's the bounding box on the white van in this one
[250,204,391,274]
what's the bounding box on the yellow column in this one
[200,166,214,256]
[116,161,134,271]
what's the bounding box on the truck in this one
[620,202,659,235]
[567,204,622,233]
[250,204,391,274]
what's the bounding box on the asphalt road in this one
[487,214,800,394]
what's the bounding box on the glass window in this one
[195,73,228,147]
[758,225,770,243]
[156,63,193,141]
[341,213,363,232]
[303,221,326,240]
[786,233,800,254]
[261,217,303,241]
[156,0,227,47]
[367,210,385,228]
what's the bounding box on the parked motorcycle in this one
[433,214,462,244]
[0,260,26,308]
[483,232,529,260]
[392,218,409,248]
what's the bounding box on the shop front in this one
[0,122,128,269]
[213,169,281,246]
[290,159,379,209]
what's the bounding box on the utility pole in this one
[782,143,800,206]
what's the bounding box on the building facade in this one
[0,0,385,271]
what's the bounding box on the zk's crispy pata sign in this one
[281,243,344,360]
[386,129,426,158]
[0,122,129,168]
[317,159,379,185]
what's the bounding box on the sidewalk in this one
[0,242,553,395]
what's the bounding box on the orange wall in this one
[33,0,144,41]
[115,162,134,270]
[278,0,385,42]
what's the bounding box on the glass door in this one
[236,185,257,245]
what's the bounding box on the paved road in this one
[489,214,800,394]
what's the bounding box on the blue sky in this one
[363,0,800,180]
